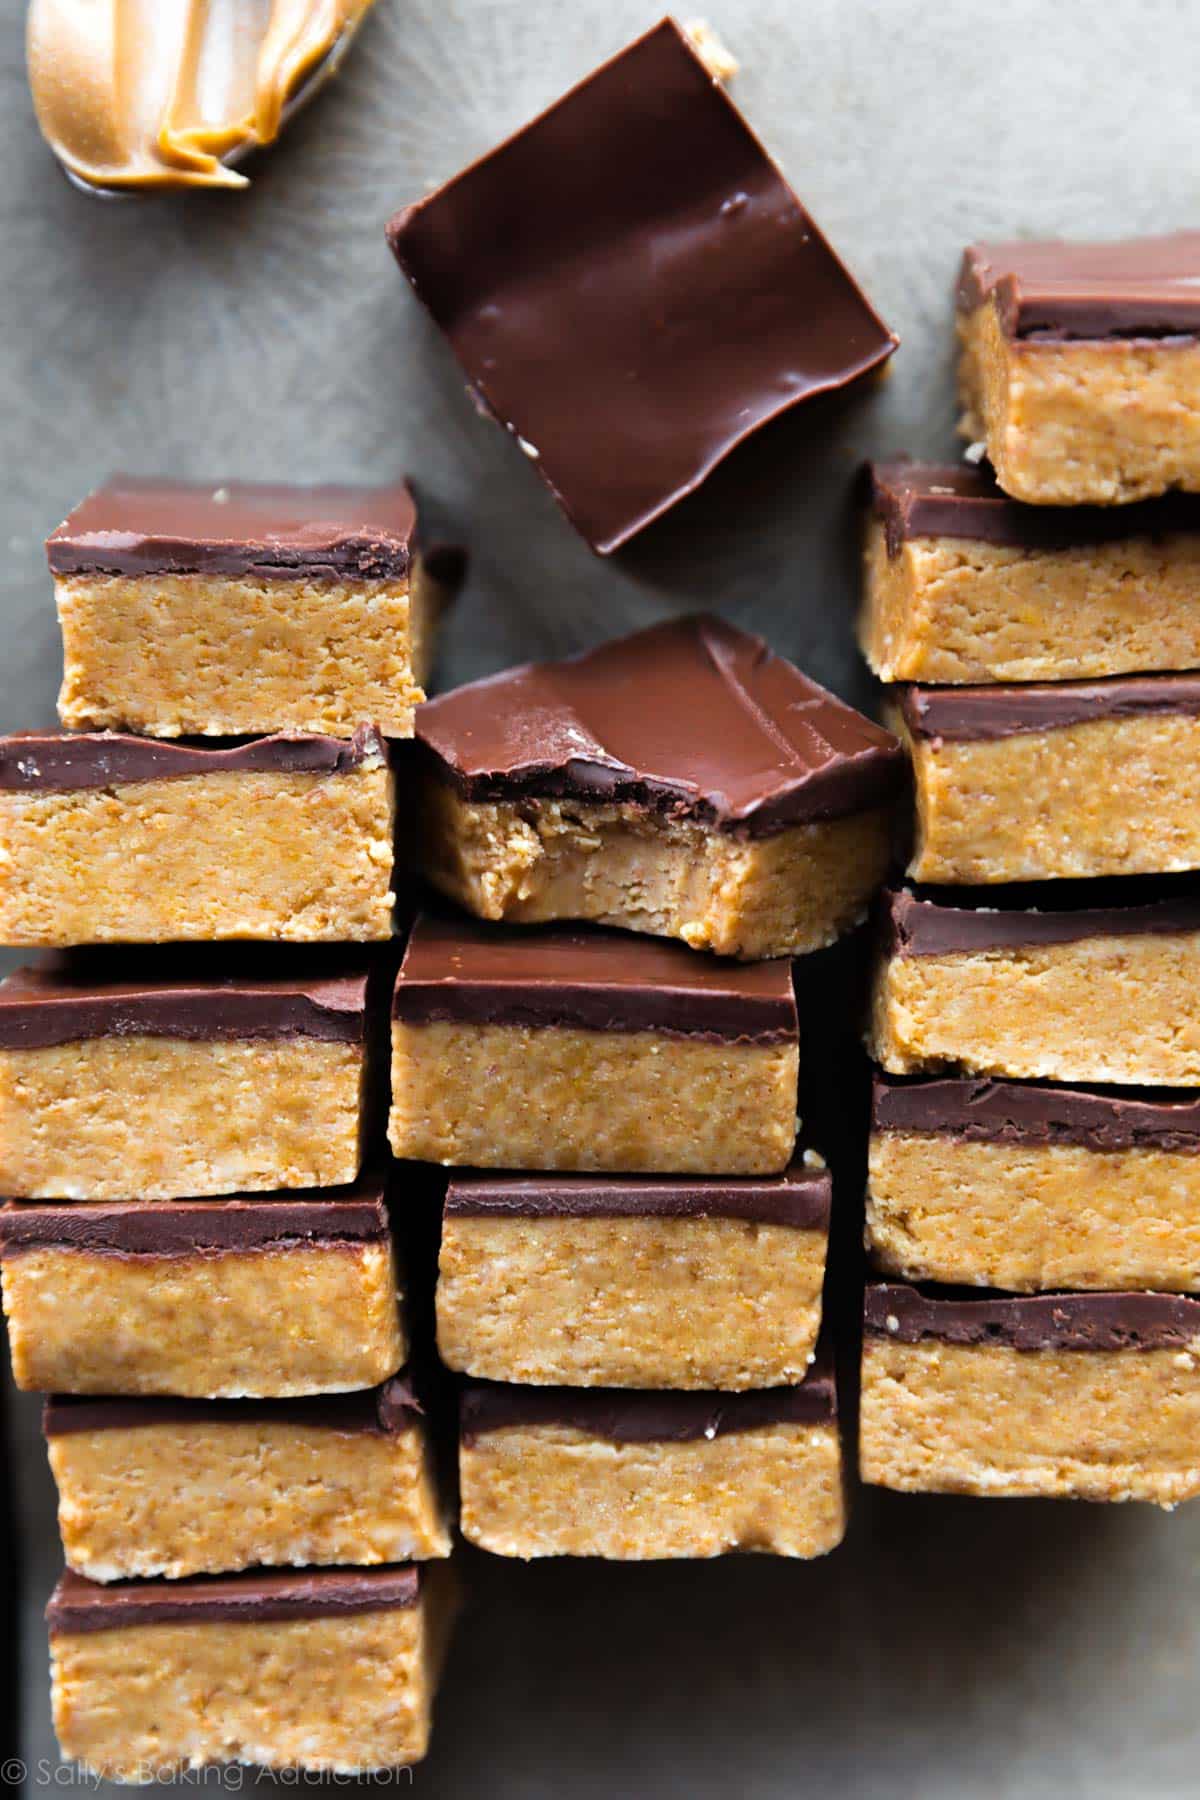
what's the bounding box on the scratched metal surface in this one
[4,2,1200,1792]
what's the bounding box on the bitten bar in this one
[0,952,377,1199]
[417,615,903,960]
[438,1162,830,1388]
[862,1282,1200,1505]
[0,728,395,944]
[46,1377,450,1582]
[390,914,799,1174]
[0,1181,405,1396]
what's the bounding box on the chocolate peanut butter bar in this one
[862,462,1200,683]
[870,885,1200,1085]
[417,615,903,959]
[862,1282,1200,1506]
[48,1563,455,1777]
[45,1377,450,1583]
[459,1354,844,1559]
[892,675,1200,883]
[869,1075,1200,1292]
[0,952,378,1199]
[957,232,1200,505]
[390,914,799,1174]
[438,1162,830,1389]
[0,1181,405,1397]
[386,19,895,554]
[49,477,459,738]
[0,728,395,945]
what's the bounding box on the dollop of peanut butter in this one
[27,0,375,192]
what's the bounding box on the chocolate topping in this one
[884,885,1200,958]
[869,461,1200,557]
[0,1180,390,1258]
[47,1565,421,1636]
[957,233,1200,340]
[47,478,418,579]
[0,951,370,1049]
[873,1074,1200,1155]
[0,725,385,792]
[898,674,1200,744]
[417,615,903,834]
[460,1352,836,1445]
[865,1281,1200,1353]
[445,1162,829,1229]
[386,19,895,555]
[393,914,798,1044]
[43,1373,420,1439]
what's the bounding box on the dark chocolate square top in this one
[46,477,418,579]
[392,913,798,1043]
[957,232,1200,340]
[0,950,372,1048]
[444,1161,830,1229]
[417,614,903,833]
[47,1564,422,1635]
[386,19,895,553]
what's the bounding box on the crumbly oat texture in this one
[56,561,441,739]
[2,1243,405,1397]
[420,785,892,959]
[893,702,1200,883]
[868,1132,1200,1292]
[860,515,1200,685]
[390,1020,798,1174]
[50,1415,450,1582]
[870,930,1200,1084]
[957,301,1200,505]
[50,1573,455,1777]
[460,1422,845,1558]
[861,1337,1200,1505]
[0,1036,364,1200]
[0,766,395,944]
[437,1213,826,1387]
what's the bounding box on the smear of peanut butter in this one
[27,0,375,192]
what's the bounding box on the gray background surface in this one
[5,1,1200,1793]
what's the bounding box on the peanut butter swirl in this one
[27,0,374,192]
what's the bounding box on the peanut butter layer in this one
[459,1376,843,1559]
[420,785,892,960]
[861,1317,1200,1506]
[860,487,1200,685]
[49,1564,453,1779]
[870,889,1200,1084]
[0,1192,404,1396]
[0,732,395,944]
[438,1167,829,1386]
[46,1381,449,1581]
[893,682,1200,883]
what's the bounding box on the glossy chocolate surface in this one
[869,461,1200,556]
[392,913,798,1043]
[0,951,370,1048]
[957,233,1200,340]
[444,1162,829,1228]
[418,615,903,833]
[0,724,385,791]
[460,1350,836,1444]
[47,1564,421,1635]
[0,1179,390,1257]
[898,674,1200,744]
[47,477,418,579]
[873,1074,1200,1154]
[386,19,895,553]
[883,885,1200,957]
[865,1281,1200,1352]
[43,1373,420,1438]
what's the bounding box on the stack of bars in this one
[390,613,905,1560]
[858,231,1200,1507]
[0,478,462,1780]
